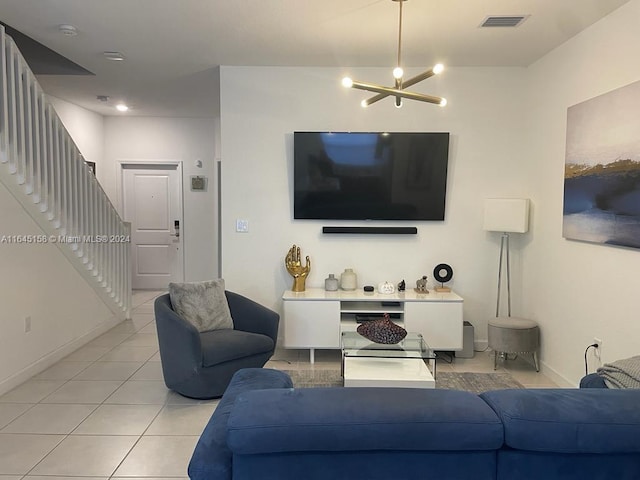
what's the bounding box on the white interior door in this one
[123,164,183,289]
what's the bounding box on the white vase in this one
[324,274,339,291]
[340,268,357,291]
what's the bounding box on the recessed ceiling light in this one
[116,104,129,112]
[58,24,78,36]
[103,51,125,61]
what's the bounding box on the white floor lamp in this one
[483,199,530,317]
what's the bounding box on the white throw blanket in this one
[597,355,640,389]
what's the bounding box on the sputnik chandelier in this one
[342,0,446,108]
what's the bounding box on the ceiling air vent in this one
[480,15,529,28]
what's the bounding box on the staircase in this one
[0,26,131,320]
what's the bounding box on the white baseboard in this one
[470,341,575,387]
[0,315,124,396]
[537,360,576,388]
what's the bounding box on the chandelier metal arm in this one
[403,68,438,88]
[349,80,444,105]
[363,67,440,106]
[396,0,403,69]
[394,78,402,107]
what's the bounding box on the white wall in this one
[49,96,105,182]
[523,0,640,386]
[0,181,116,395]
[219,66,529,346]
[0,94,118,395]
[50,95,220,282]
[103,116,218,282]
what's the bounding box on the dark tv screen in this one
[294,132,450,220]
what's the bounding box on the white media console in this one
[282,288,464,363]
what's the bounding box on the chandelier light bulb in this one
[433,64,444,75]
[360,100,369,108]
[393,67,404,79]
[395,99,403,108]
[439,98,447,107]
[342,77,354,88]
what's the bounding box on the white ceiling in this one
[0,0,630,117]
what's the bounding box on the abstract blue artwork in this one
[563,80,640,249]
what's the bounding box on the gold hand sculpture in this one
[285,244,311,292]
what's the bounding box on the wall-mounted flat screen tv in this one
[294,132,450,220]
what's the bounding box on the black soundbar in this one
[322,226,417,235]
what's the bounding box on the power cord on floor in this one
[269,359,292,365]
[584,343,599,375]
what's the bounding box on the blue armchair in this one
[154,291,279,399]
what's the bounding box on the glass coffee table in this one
[341,331,437,388]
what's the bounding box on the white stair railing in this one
[0,26,131,320]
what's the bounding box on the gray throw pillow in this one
[168,279,234,332]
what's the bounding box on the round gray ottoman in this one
[488,316,539,372]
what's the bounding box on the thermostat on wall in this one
[190,176,207,192]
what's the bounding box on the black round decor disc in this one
[433,263,453,283]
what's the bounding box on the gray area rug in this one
[281,370,524,394]
[435,372,524,393]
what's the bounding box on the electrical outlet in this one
[24,316,32,333]
[593,337,602,358]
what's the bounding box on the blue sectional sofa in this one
[580,372,608,388]
[189,369,640,480]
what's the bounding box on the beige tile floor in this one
[0,291,558,478]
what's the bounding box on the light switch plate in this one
[236,219,249,233]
